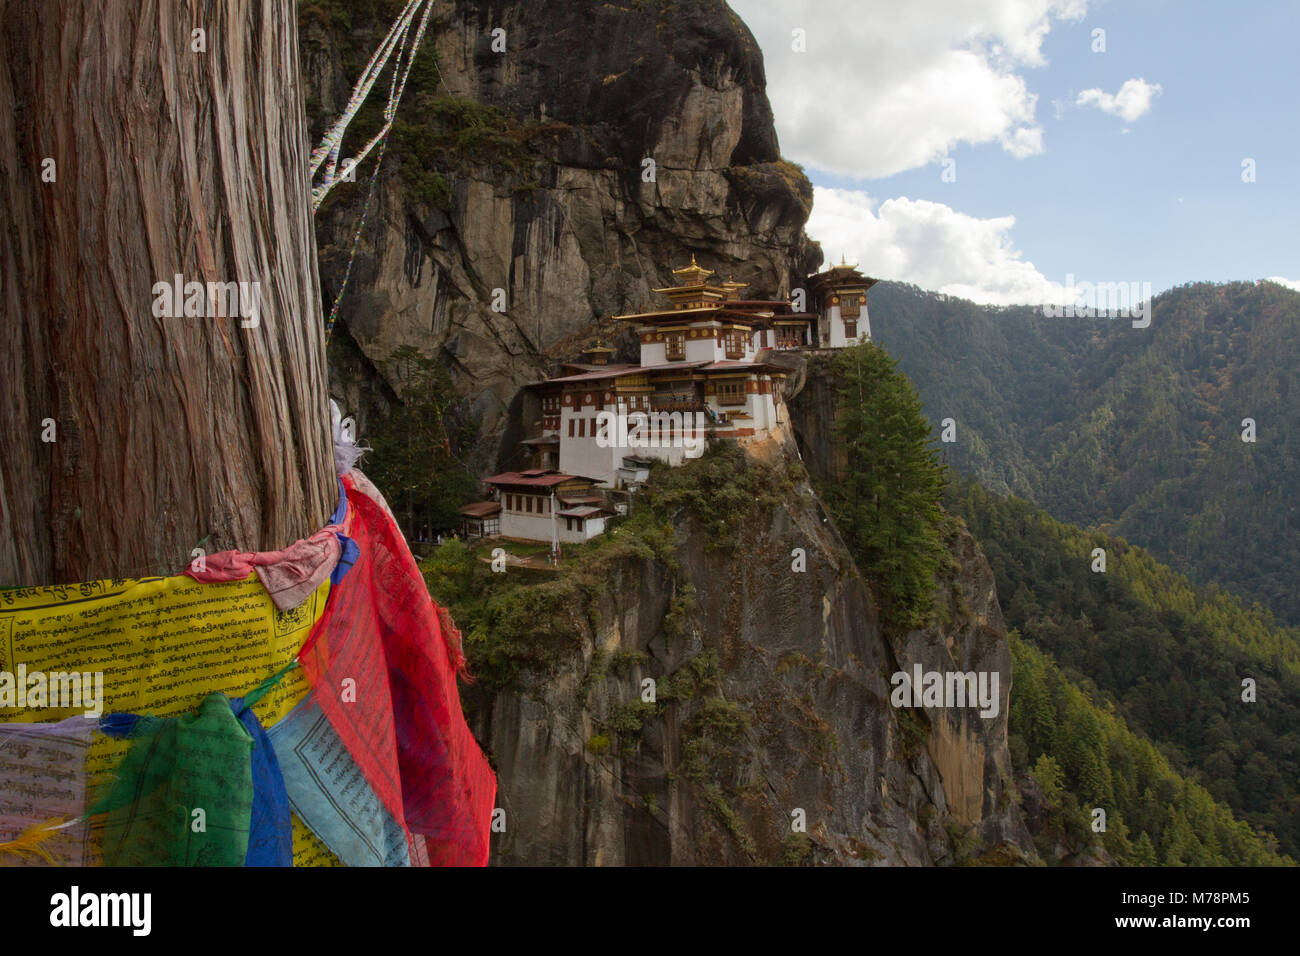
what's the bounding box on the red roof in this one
[484,471,591,489]
[532,360,713,387]
[534,365,640,384]
[807,266,879,292]
[459,501,502,517]
[712,309,793,322]
[636,360,712,374]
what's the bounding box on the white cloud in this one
[1002,123,1045,158]
[1265,276,1300,292]
[729,0,1088,179]
[1076,77,1163,123]
[807,186,1069,305]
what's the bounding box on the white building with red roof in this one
[460,255,881,545]
[465,470,608,545]
[522,255,828,487]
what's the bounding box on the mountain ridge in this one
[871,277,1300,626]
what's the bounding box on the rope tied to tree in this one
[313,0,436,342]
[309,0,433,211]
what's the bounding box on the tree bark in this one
[0,0,335,584]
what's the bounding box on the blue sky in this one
[730,0,1300,304]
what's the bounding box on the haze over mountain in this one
[871,278,1300,627]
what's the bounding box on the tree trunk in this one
[0,0,335,585]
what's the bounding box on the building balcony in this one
[649,399,707,414]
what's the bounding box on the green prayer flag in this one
[92,693,254,866]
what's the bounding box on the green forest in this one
[825,342,948,632]
[871,279,1300,627]
[1009,633,1286,866]
[945,474,1298,862]
[331,343,480,539]
[817,342,1291,864]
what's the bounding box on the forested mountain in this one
[1008,634,1287,866]
[779,345,1288,864]
[944,475,1299,861]
[872,279,1300,626]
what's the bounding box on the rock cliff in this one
[461,439,1035,865]
[300,0,821,472]
[767,349,846,485]
[310,0,1037,866]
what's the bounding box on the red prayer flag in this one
[299,472,496,866]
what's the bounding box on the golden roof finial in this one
[672,254,714,284]
[718,272,747,301]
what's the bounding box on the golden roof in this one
[720,274,747,299]
[807,257,877,292]
[671,254,714,286]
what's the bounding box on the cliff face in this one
[300,0,821,472]
[468,435,1034,866]
[767,349,846,485]
[307,0,1035,866]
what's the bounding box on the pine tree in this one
[1031,753,1066,803]
[367,347,479,537]
[1134,831,1158,866]
[0,0,335,582]
[829,342,947,630]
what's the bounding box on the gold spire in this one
[719,272,747,301]
[671,253,714,286]
[581,340,615,365]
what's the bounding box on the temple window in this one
[724,330,745,359]
[666,332,685,360]
[717,380,746,406]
